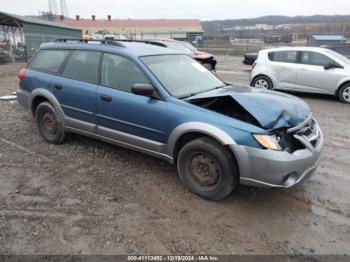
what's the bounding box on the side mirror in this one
[131,83,155,97]
[324,63,343,70]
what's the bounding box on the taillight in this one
[18,68,26,81]
[252,62,257,69]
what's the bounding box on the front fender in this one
[166,122,236,157]
[337,78,350,93]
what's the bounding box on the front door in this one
[96,53,167,144]
[296,51,340,94]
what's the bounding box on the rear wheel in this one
[251,76,273,90]
[35,102,66,144]
[177,137,239,201]
[339,84,350,104]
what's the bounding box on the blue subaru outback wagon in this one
[17,39,323,200]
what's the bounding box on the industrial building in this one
[307,34,347,46]
[0,11,81,60]
[57,15,204,40]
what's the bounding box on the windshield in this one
[180,42,197,52]
[165,42,193,55]
[324,49,350,64]
[141,55,225,98]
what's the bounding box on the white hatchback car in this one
[250,47,350,103]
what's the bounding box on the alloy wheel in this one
[343,86,350,102]
[254,79,269,89]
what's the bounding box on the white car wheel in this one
[255,79,269,89]
[252,77,273,90]
[343,87,350,102]
[339,84,350,104]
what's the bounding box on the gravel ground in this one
[0,57,349,255]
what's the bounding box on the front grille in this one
[288,117,322,152]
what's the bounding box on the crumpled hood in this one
[186,86,311,130]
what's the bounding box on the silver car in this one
[250,47,350,103]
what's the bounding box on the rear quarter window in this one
[268,51,298,63]
[30,50,69,73]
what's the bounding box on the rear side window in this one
[300,51,334,66]
[30,50,69,73]
[100,53,149,92]
[62,50,100,84]
[268,51,298,63]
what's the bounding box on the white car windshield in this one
[164,42,193,55]
[180,42,197,52]
[324,49,350,64]
[141,55,225,98]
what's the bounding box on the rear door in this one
[53,50,101,133]
[28,49,70,93]
[96,53,167,143]
[296,51,340,94]
[267,50,299,90]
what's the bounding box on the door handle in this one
[53,83,63,90]
[100,94,112,102]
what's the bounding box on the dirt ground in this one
[0,57,349,255]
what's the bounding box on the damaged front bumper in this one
[231,117,323,188]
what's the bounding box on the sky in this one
[2,0,350,20]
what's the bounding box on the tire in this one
[177,137,239,201]
[251,76,273,90]
[35,102,66,144]
[338,83,350,104]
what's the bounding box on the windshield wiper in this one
[179,93,197,99]
[214,84,227,89]
[179,84,229,99]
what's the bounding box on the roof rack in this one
[116,39,167,47]
[54,38,125,47]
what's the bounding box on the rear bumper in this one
[231,121,323,188]
[16,88,31,113]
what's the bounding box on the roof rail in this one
[116,39,167,47]
[54,38,125,47]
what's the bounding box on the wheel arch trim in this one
[30,88,66,123]
[167,122,237,158]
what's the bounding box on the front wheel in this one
[338,84,350,104]
[251,76,273,90]
[177,137,239,201]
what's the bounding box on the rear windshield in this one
[30,50,69,73]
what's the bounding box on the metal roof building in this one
[0,11,82,59]
[57,16,203,40]
[307,34,347,46]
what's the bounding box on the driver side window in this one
[300,51,335,66]
[101,53,149,92]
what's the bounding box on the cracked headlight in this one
[253,134,282,151]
